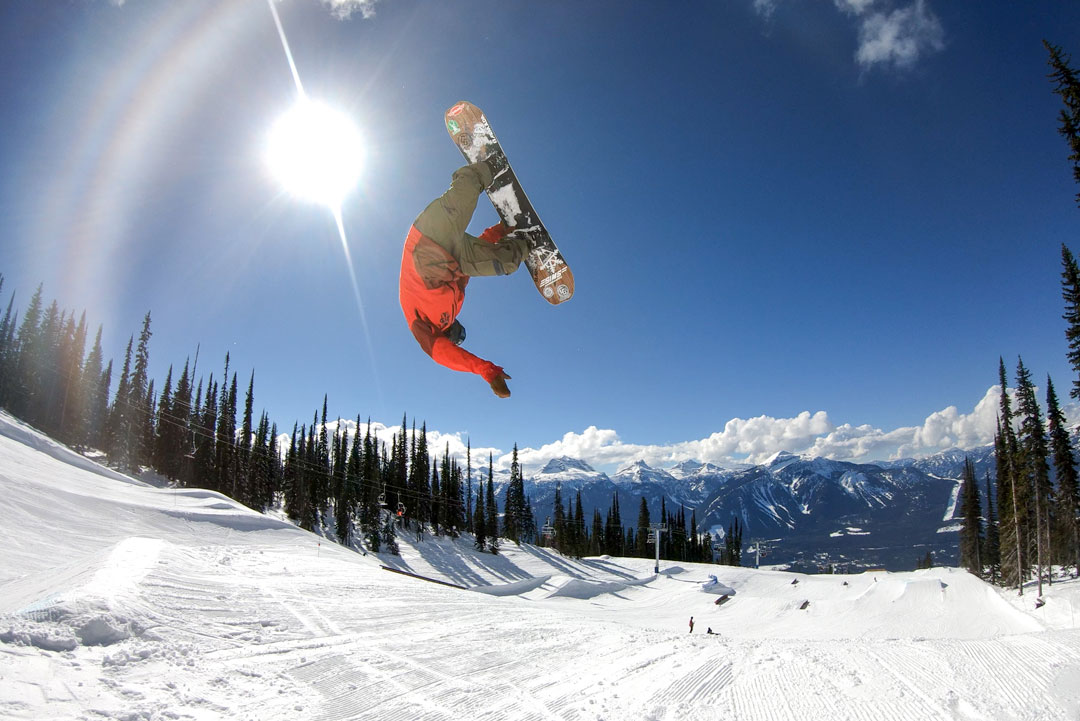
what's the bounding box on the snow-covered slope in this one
[2,411,1079,721]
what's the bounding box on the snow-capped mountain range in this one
[491,446,999,571]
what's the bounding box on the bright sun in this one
[265,98,364,210]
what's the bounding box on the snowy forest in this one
[0,274,716,566]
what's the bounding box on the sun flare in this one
[265,98,364,209]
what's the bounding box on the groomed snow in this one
[2,411,1079,720]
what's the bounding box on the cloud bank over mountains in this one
[505,385,1074,474]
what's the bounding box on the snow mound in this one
[0,537,161,650]
[471,575,551,596]
[544,576,631,599]
[702,574,736,595]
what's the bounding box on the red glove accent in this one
[479,223,510,244]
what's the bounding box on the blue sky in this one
[1,0,1079,473]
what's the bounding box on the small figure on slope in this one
[399,161,528,397]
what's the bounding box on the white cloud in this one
[320,0,379,20]
[833,0,878,16]
[751,0,945,72]
[499,384,1080,474]
[854,0,945,71]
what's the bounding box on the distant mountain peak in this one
[766,450,800,468]
[536,456,598,476]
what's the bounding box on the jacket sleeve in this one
[409,318,503,383]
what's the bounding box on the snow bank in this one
[0,411,139,485]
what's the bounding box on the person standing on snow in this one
[399,161,529,398]
[689,616,694,634]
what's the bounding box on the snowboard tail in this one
[445,101,574,305]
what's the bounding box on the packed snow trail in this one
[2,412,1079,720]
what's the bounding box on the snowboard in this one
[445,101,574,305]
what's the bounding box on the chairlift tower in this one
[649,522,667,574]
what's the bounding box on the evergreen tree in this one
[590,508,604,556]
[1047,376,1080,574]
[465,440,473,533]
[636,498,651,558]
[1061,245,1080,400]
[0,286,18,410]
[429,460,441,536]
[503,445,525,544]
[446,453,464,536]
[153,366,175,475]
[724,517,743,566]
[996,359,1027,590]
[107,336,134,468]
[958,457,984,575]
[485,454,499,554]
[334,424,355,545]
[573,491,585,558]
[237,371,255,504]
[1015,357,1053,596]
[474,471,487,551]
[1045,40,1080,207]
[984,472,1001,583]
[552,481,566,553]
[193,377,218,492]
[79,326,105,449]
[12,284,44,421]
[58,311,87,443]
[128,312,153,468]
[353,420,380,551]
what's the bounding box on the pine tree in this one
[590,508,604,556]
[636,498,651,558]
[1062,245,1080,400]
[334,424,354,545]
[503,445,524,544]
[107,337,134,468]
[1015,357,1054,596]
[0,284,18,410]
[78,326,105,449]
[1047,376,1080,575]
[552,482,566,553]
[1045,41,1080,207]
[984,472,1001,583]
[997,359,1028,590]
[58,311,87,443]
[12,284,44,421]
[958,457,984,575]
[237,371,255,504]
[474,472,487,551]
[129,312,153,468]
[485,454,499,554]
[358,420,381,551]
[193,376,218,491]
[573,491,585,558]
[465,440,473,533]
[153,366,175,475]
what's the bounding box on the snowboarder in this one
[689,616,694,634]
[399,161,529,398]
